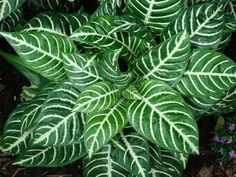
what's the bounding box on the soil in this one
[0,1,236,176]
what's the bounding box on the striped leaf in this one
[63,52,103,89]
[176,49,236,100]
[14,143,86,167]
[0,0,25,21]
[21,85,41,101]
[128,80,199,154]
[21,83,56,134]
[33,80,82,147]
[99,50,133,88]
[150,144,184,177]
[134,31,191,87]
[113,128,151,177]
[84,100,128,157]
[0,7,23,31]
[225,1,236,32]
[218,31,232,51]
[63,0,81,12]
[121,84,141,100]
[0,31,77,81]
[83,144,130,177]
[73,81,120,113]
[125,0,184,34]
[0,103,32,155]
[28,0,61,11]
[162,2,225,49]
[22,11,89,36]
[205,87,236,115]
[70,15,152,63]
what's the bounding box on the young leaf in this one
[113,129,151,177]
[63,52,103,89]
[14,143,86,167]
[33,80,82,147]
[176,49,236,99]
[125,0,184,34]
[0,0,25,21]
[0,103,32,155]
[73,81,120,113]
[162,2,225,49]
[83,144,130,177]
[22,11,89,36]
[128,80,199,154]
[70,15,152,62]
[134,30,191,87]
[84,100,128,157]
[99,50,133,88]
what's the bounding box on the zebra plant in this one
[0,0,235,176]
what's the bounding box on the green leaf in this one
[0,83,4,91]
[14,143,86,167]
[28,0,61,11]
[176,49,236,100]
[22,11,89,36]
[0,50,49,87]
[0,7,23,31]
[150,144,184,177]
[0,0,25,21]
[21,85,41,101]
[205,87,236,115]
[84,99,128,157]
[113,128,151,177]
[128,80,199,154]
[0,31,77,81]
[63,52,103,89]
[83,144,130,177]
[33,80,82,147]
[134,31,191,87]
[162,3,225,49]
[70,15,152,63]
[225,2,236,32]
[218,31,232,51]
[21,83,56,134]
[125,0,184,34]
[121,84,140,100]
[99,50,133,88]
[73,81,120,113]
[0,103,32,155]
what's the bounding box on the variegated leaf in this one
[83,144,130,177]
[0,0,25,21]
[134,31,191,87]
[0,31,77,81]
[0,7,23,31]
[121,84,140,100]
[162,3,225,49]
[84,100,128,157]
[99,50,133,88]
[70,15,152,62]
[14,143,86,167]
[0,103,32,155]
[21,83,56,134]
[150,144,184,177]
[73,81,120,113]
[125,0,184,34]
[28,0,61,10]
[33,80,82,146]
[225,1,236,32]
[63,52,103,89]
[128,80,199,154]
[113,128,151,177]
[176,49,236,100]
[22,11,89,36]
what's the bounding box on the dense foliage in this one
[0,0,235,176]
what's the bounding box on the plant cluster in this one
[0,0,235,176]
[211,114,236,163]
